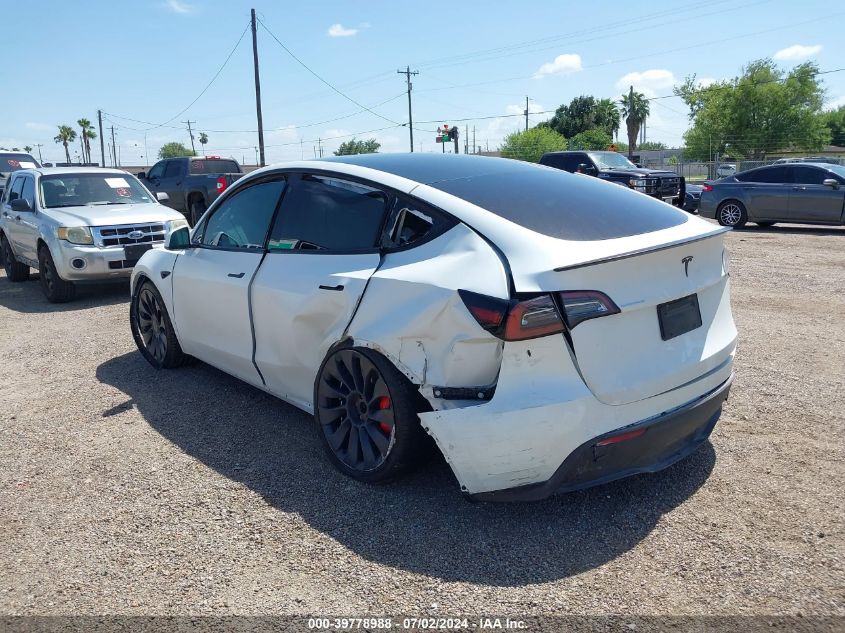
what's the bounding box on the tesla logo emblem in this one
[127,230,144,240]
[682,256,693,277]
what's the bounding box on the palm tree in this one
[595,98,621,143]
[24,145,33,153]
[619,86,650,158]
[85,128,97,164]
[77,118,94,163]
[54,125,77,164]
[198,132,208,156]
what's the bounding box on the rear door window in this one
[268,174,388,252]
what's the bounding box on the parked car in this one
[683,183,703,214]
[716,163,737,177]
[774,156,841,165]
[539,150,686,206]
[137,156,243,225]
[0,167,187,302]
[699,162,845,228]
[130,154,736,501]
[0,152,41,200]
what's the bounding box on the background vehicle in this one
[137,156,243,226]
[540,150,685,206]
[716,163,737,177]
[683,183,703,213]
[130,154,735,501]
[0,152,41,200]
[0,167,186,302]
[699,162,845,228]
[774,156,842,165]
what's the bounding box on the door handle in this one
[227,272,245,278]
[319,284,344,291]
[792,186,806,191]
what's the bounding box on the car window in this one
[267,175,387,252]
[147,162,165,180]
[7,175,25,202]
[164,161,182,178]
[792,166,831,185]
[20,176,35,207]
[384,196,453,249]
[735,166,791,183]
[200,179,286,250]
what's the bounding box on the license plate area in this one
[124,243,153,262]
[657,294,702,341]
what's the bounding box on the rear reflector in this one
[216,176,228,193]
[701,183,713,192]
[595,427,647,446]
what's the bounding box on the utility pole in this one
[110,126,117,167]
[472,127,476,155]
[35,143,44,164]
[318,138,323,158]
[397,66,419,152]
[254,146,258,166]
[97,110,105,167]
[184,120,196,154]
[251,8,266,167]
[524,96,529,131]
[465,125,468,154]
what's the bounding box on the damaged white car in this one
[129,154,736,501]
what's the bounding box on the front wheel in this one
[38,246,75,302]
[717,200,748,228]
[130,280,189,369]
[2,234,30,281]
[314,347,429,483]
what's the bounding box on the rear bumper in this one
[471,375,731,502]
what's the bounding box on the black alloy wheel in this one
[137,285,168,364]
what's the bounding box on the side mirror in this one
[10,198,32,212]
[822,178,839,189]
[165,226,192,250]
[137,171,146,180]
[156,192,170,202]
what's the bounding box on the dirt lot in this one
[1,223,843,618]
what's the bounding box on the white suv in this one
[0,167,187,302]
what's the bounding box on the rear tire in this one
[314,346,430,484]
[190,199,207,227]
[38,245,75,302]
[717,200,748,228]
[130,279,189,369]
[1,234,30,282]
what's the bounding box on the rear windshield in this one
[1,154,40,174]
[430,165,688,241]
[189,159,239,174]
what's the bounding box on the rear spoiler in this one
[554,227,730,272]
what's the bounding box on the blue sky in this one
[3,0,844,165]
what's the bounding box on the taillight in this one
[701,183,713,192]
[216,176,228,193]
[459,289,619,341]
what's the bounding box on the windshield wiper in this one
[91,201,132,205]
[46,203,85,208]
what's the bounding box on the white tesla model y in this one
[130,154,736,501]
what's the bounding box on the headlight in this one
[166,218,189,232]
[57,226,94,245]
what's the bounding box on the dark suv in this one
[540,150,685,207]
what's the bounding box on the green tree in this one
[24,145,33,153]
[158,142,195,159]
[638,141,667,150]
[568,128,612,150]
[821,105,845,146]
[594,98,621,140]
[85,128,97,163]
[334,138,380,156]
[77,118,93,163]
[541,95,597,138]
[619,86,650,159]
[675,60,829,160]
[499,127,567,163]
[54,125,77,164]
[198,132,209,155]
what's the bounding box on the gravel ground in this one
[0,223,843,618]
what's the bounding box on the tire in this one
[130,279,189,369]
[190,199,207,227]
[38,245,75,302]
[1,234,30,282]
[757,221,776,227]
[717,200,748,228]
[314,346,430,483]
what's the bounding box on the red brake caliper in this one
[375,396,391,434]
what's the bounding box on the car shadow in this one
[737,224,845,236]
[0,272,129,314]
[96,351,717,587]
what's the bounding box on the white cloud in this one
[696,77,717,88]
[328,23,358,37]
[773,44,822,61]
[533,54,582,79]
[162,0,195,13]
[616,69,677,98]
[825,95,845,110]
[25,122,53,131]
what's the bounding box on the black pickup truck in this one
[540,150,686,207]
[137,156,243,225]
